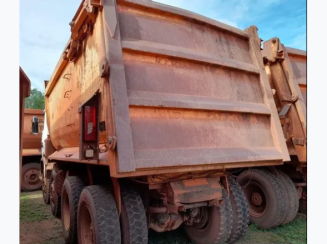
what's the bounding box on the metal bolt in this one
[251,192,263,206]
[157,213,169,224]
[190,208,199,218]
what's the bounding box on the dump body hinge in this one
[262,37,285,63]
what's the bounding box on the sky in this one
[20,0,306,91]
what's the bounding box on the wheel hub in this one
[191,207,208,228]
[251,192,263,206]
[24,169,40,185]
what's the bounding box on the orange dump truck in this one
[42,1,292,243]
[21,109,44,191]
[20,67,31,192]
[234,39,306,229]
[262,38,307,212]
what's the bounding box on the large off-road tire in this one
[77,185,121,244]
[277,170,299,224]
[237,169,287,229]
[50,170,61,218]
[43,178,51,204]
[184,189,233,244]
[21,163,42,191]
[55,170,66,195]
[61,176,85,244]
[227,176,249,244]
[120,189,148,244]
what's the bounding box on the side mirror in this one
[32,116,39,134]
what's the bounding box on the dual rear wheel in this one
[237,169,299,229]
[51,174,249,244]
[58,178,148,244]
[185,178,249,244]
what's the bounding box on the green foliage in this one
[241,216,307,244]
[25,88,45,110]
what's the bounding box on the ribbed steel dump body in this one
[46,0,289,177]
[262,38,306,164]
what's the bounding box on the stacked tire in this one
[237,169,299,229]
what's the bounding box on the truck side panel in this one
[47,12,108,149]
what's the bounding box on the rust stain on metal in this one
[183,178,208,187]
[45,0,289,178]
[262,37,306,164]
[166,177,222,205]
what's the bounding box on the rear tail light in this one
[79,91,99,160]
[84,106,96,141]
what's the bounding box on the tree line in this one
[25,88,45,110]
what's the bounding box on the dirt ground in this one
[20,191,307,244]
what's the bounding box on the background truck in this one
[41,0,294,243]
[233,38,306,230]
[262,38,307,213]
[21,108,44,191]
[20,67,31,192]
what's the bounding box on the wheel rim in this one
[62,190,70,231]
[23,168,41,186]
[80,205,95,244]
[243,182,267,217]
[192,207,209,229]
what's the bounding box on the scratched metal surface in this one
[47,12,108,149]
[117,0,287,171]
[46,0,289,174]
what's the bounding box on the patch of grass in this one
[268,215,307,244]
[238,214,307,244]
[20,192,55,223]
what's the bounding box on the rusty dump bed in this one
[45,0,289,177]
[20,67,31,169]
[262,38,306,165]
[20,67,31,149]
[22,109,44,156]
